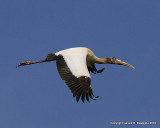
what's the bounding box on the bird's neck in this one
[94,57,109,64]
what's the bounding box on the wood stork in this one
[17,47,135,102]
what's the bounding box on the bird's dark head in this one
[106,57,117,64]
[106,57,135,69]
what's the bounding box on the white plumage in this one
[56,47,90,77]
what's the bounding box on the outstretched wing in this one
[56,55,98,102]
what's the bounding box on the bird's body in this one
[17,47,135,102]
[55,47,90,77]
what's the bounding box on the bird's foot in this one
[16,61,32,68]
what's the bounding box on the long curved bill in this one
[115,58,135,69]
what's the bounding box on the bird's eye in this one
[112,57,116,60]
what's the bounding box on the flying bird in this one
[17,47,135,102]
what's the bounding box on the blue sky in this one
[0,0,160,128]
